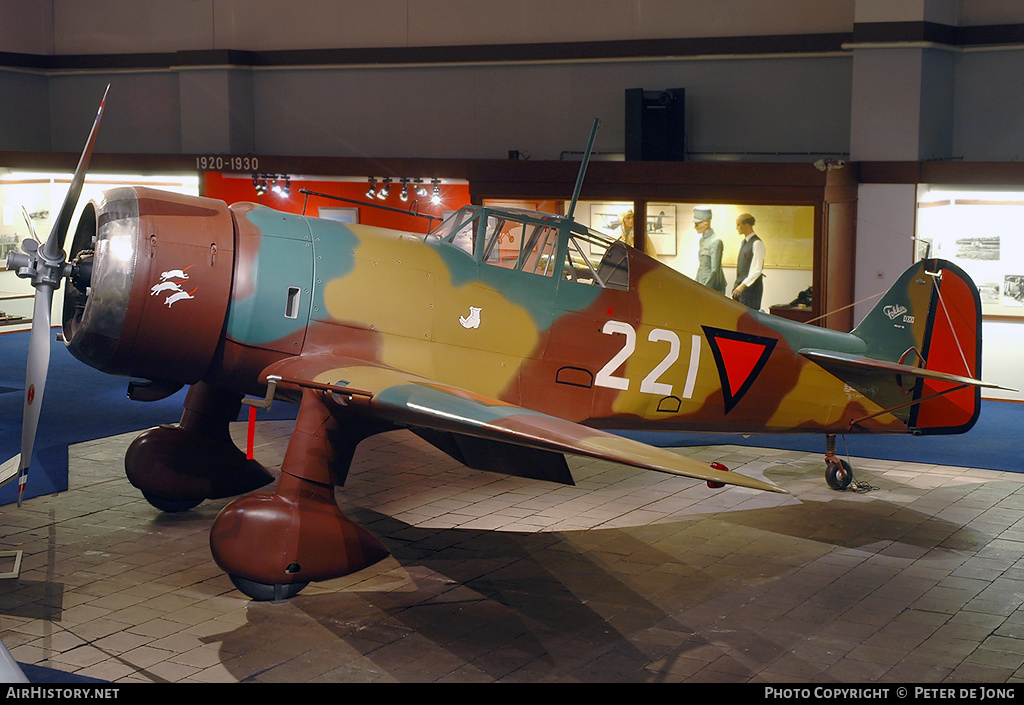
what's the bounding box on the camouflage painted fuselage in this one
[215,202,914,437]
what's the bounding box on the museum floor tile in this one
[2,420,1024,683]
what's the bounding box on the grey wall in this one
[31,0,856,54]
[954,48,1024,161]
[0,73,49,151]
[1,0,858,159]
[4,1,1024,164]
[246,56,852,161]
[3,55,853,161]
[47,74,183,155]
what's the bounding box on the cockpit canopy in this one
[430,205,629,290]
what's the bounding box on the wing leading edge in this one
[261,355,788,495]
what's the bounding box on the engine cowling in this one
[62,186,235,386]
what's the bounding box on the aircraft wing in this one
[260,355,788,494]
[0,457,18,488]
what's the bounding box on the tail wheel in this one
[825,459,853,491]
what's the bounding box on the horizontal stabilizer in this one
[800,348,1013,392]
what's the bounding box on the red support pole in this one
[246,406,257,460]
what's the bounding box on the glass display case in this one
[917,185,1024,319]
[0,172,199,326]
[518,198,816,316]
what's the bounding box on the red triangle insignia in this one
[701,326,777,413]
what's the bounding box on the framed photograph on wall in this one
[588,202,636,252]
[916,190,1024,319]
[645,203,677,256]
[318,207,360,224]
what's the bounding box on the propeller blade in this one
[40,83,109,262]
[20,206,37,242]
[3,85,109,506]
[16,286,54,506]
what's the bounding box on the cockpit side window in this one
[597,242,630,289]
[448,219,478,256]
[521,224,559,276]
[482,216,558,278]
[482,216,522,267]
[433,206,628,290]
[562,229,629,291]
[433,208,480,257]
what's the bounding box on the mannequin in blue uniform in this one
[693,207,726,295]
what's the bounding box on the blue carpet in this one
[621,399,1021,473]
[0,329,296,506]
[17,662,108,683]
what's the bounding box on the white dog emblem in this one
[459,306,482,329]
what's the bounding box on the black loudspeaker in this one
[625,88,686,161]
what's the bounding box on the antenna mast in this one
[567,118,600,221]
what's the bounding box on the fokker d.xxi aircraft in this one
[3,92,1007,601]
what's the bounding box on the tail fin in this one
[851,258,982,434]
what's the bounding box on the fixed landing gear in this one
[125,382,275,510]
[229,575,308,602]
[130,381,390,602]
[141,492,204,513]
[209,388,390,601]
[823,433,866,491]
[825,457,854,490]
[211,469,388,601]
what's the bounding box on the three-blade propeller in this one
[1,85,109,506]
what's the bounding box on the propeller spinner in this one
[1,85,109,506]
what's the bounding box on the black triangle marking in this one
[701,326,777,414]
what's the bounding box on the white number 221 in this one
[594,321,700,398]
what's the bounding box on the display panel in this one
[660,202,814,270]
[588,202,638,248]
[318,207,359,224]
[488,198,815,314]
[0,173,200,271]
[0,173,200,327]
[583,200,813,310]
[917,187,1024,318]
[204,172,470,235]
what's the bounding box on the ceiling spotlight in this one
[414,179,428,197]
[430,178,441,206]
[254,173,292,197]
[271,178,289,197]
[400,178,409,202]
[377,178,392,200]
[366,177,377,199]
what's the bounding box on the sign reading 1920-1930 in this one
[195,155,260,172]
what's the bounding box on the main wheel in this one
[229,575,309,602]
[825,459,853,491]
[142,492,203,513]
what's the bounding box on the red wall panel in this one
[203,172,470,234]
